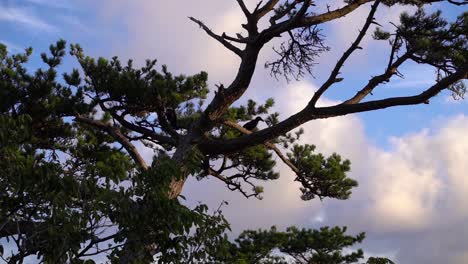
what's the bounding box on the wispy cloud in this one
[57,14,88,33]
[0,7,58,32]
[25,0,73,10]
[0,39,22,52]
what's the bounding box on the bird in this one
[165,108,178,129]
[242,116,264,131]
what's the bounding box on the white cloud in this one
[367,147,442,231]
[87,0,241,83]
[0,7,57,32]
[197,79,468,260]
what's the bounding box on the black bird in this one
[165,108,178,129]
[243,116,264,131]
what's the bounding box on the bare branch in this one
[199,66,467,155]
[75,115,149,170]
[222,32,250,43]
[343,53,410,104]
[260,0,372,41]
[236,0,251,17]
[254,0,281,20]
[189,17,243,57]
[318,66,467,115]
[207,167,259,199]
[269,0,303,25]
[96,96,177,146]
[200,1,374,126]
[447,0,468,5]
[300,0,373,27]
[0,220,39,238]
[309,0,381,107]
[110,112,176,147]
[266,26,328,80]
[76,234,119,258]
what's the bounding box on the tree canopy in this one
[0,0,466,263]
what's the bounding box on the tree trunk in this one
[168,178,186,199]
[168,135,195,199]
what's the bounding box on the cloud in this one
[25,0,74,10]
[0,7,57,32]
[87,0,242,82]
[0,39,22,52]
[56,14,88,33]
[183,80,468,263]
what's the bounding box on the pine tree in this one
[0,0,466,262]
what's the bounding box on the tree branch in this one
[269,0,303,25]
[96,97,177,146]
[198,1,373,127]
[75,115,149,170]
[189,17,243,57]
[111,112,176,147]
[199,66,467,155]
[208,167,259,198]
[0,220,39,238]
[300,0,373,27]
[318,66,467,115]
[76,233,119,258]
[222,120,300,174]
[262,0,373,40]
[236,0,251,17]
[447,0,467,5]
[254,0,281,20]
[309,0,381,107]
[343,53,410,104]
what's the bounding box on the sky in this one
[1,0,468,263]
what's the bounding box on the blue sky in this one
[1,1,468,263]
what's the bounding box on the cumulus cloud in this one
[88,0,242,83]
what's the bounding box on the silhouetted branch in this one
[75,115,149,170]
[309,0,381,106]
[189,17,243,57]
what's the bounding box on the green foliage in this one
[0,37,365,262]
[373,8,467,98]
[399,9,466,70]
[367,257,396,264]
[288,144,357,200]
[373,27,391,40]
[224,98,276,124]
[208,225,393,264]
[0,41,226,263]
[70,43,209,120]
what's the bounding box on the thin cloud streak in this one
[25,0,74,10]
[0,7,58,32]
[0,39,22,52]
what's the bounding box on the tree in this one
[0,0,466,262]
[212,226,370,264]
